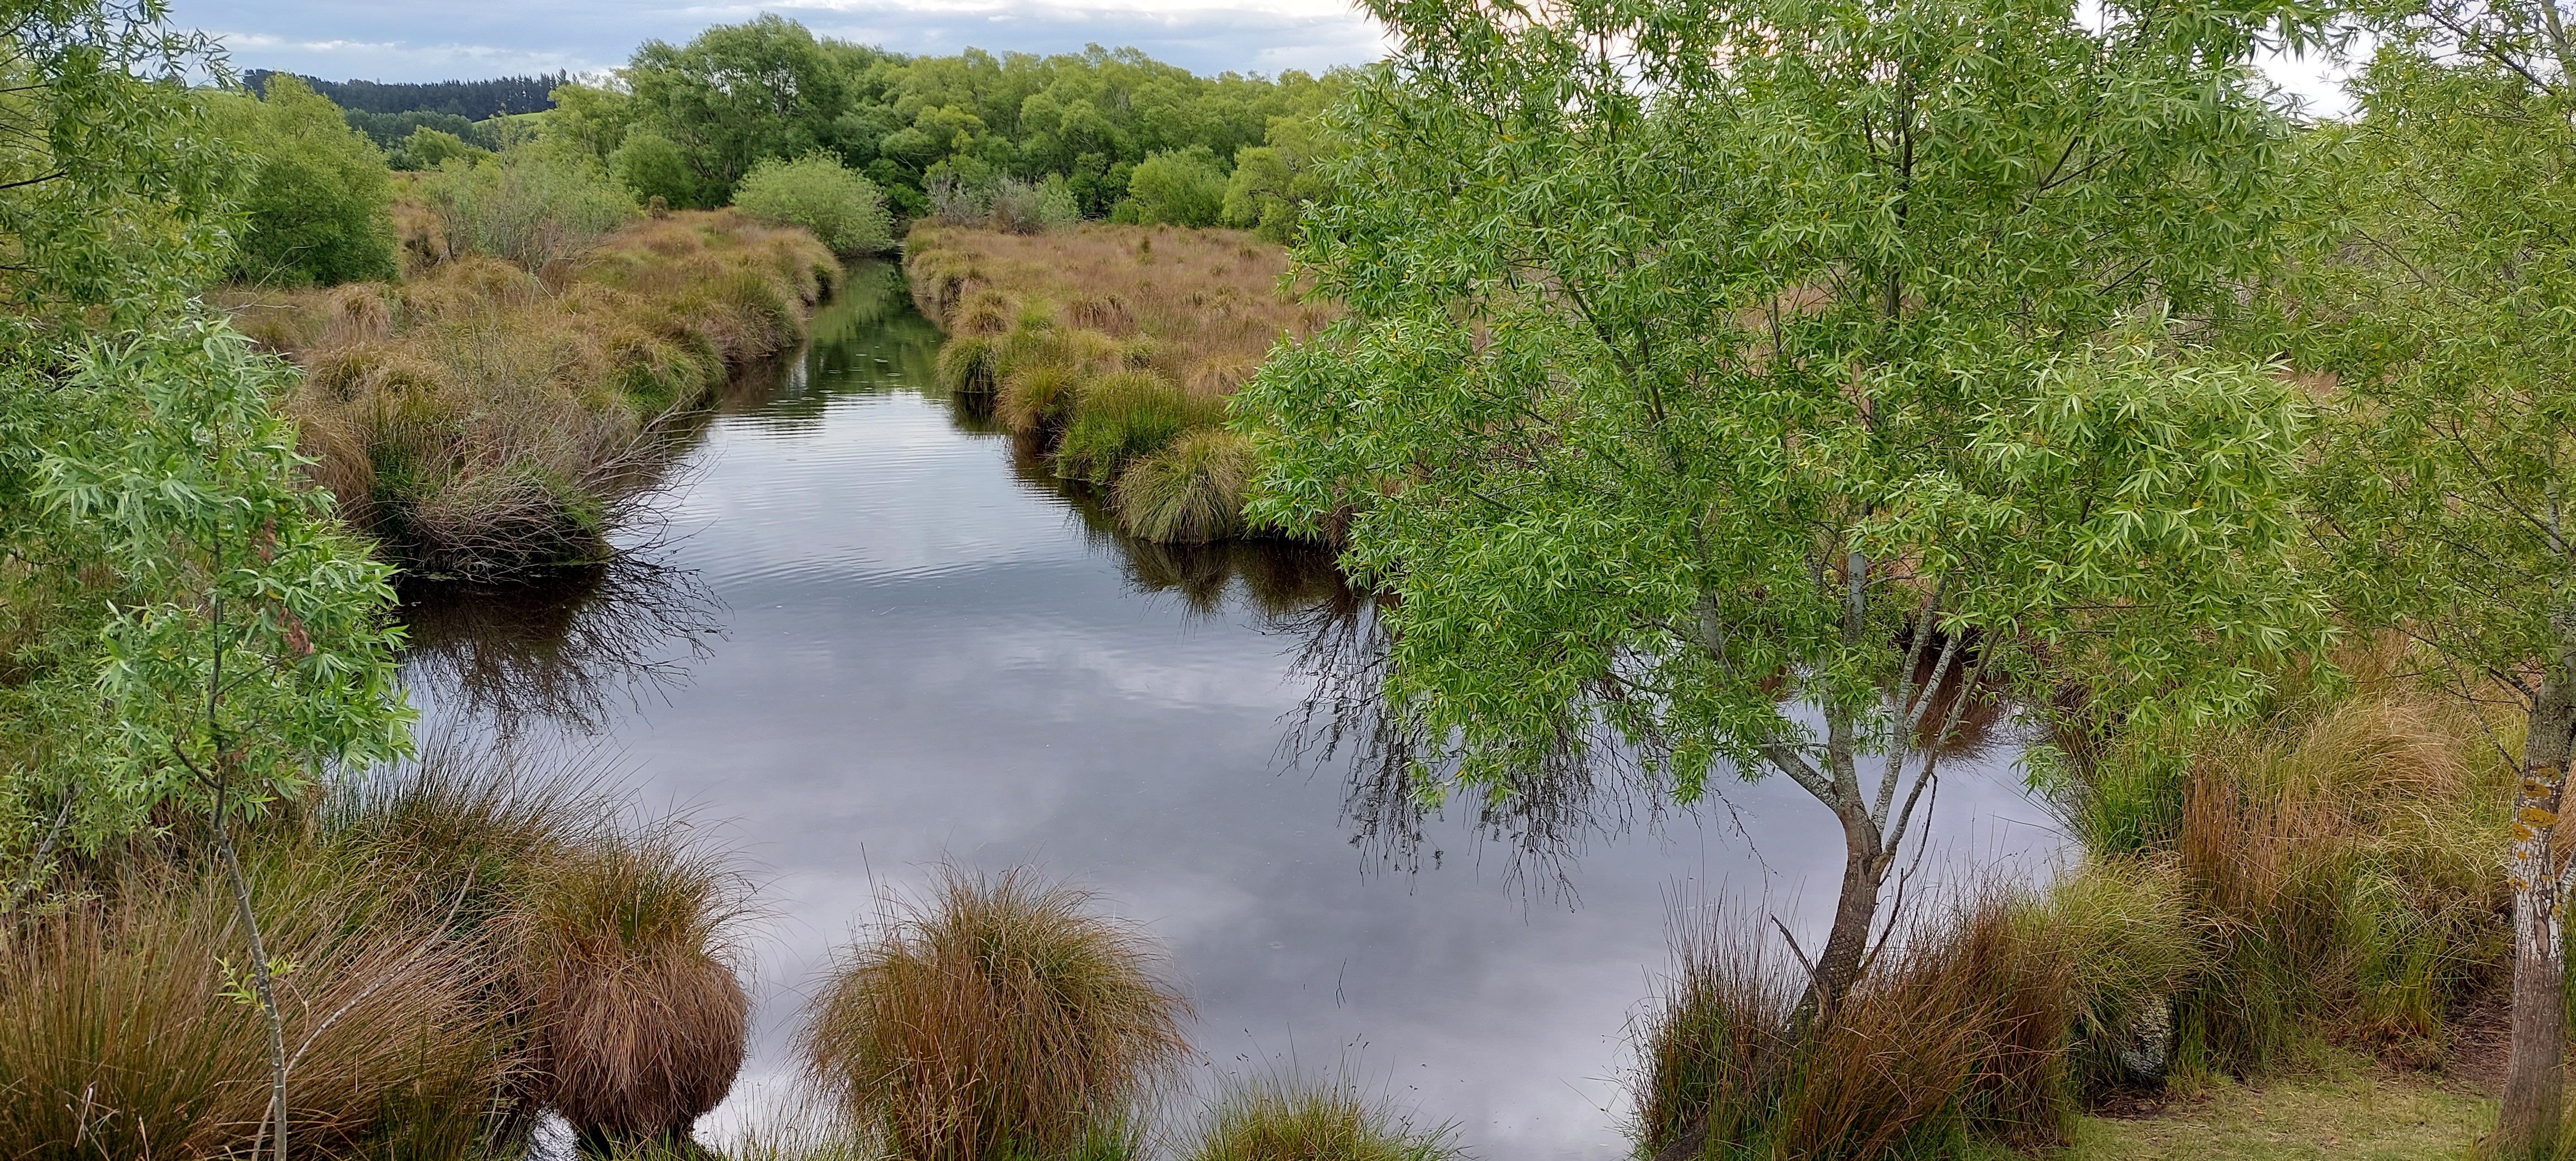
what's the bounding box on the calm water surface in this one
[400,264,2066,1159]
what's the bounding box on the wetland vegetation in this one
[8,0,2576,1158]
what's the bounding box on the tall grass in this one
[0,739,757,1159]
[802,867,1192,1161]
[905,225,1330,544]
[225,209,840,579]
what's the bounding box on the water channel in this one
[398,262,2068,1159]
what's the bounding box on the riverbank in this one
[904,223,1331,544]
[225,208,839,579]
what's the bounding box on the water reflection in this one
[396,260,2064,1159]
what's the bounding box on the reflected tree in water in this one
[399,552,725,737]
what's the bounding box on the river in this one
[398,261,2066,1159]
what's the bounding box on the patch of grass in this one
[802,867,1191,1161]
[223,208,840,579]
[1189,1075,1462,1161]
[905,224,1330,543]
[2061,1070,2491,1161]
[1116,428,1258,544]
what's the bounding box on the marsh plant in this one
[803,868,1192,1161]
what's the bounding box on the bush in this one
[802,868,1191,1161]
[1190,1076,1461,1161]
[1122,147,1228,227]
[1116,428,1257,543]
[1056,371,1213,483]
[205,74,398,285]
[402,126,492,170]
[424,142,639,271]
[733,153,894,255]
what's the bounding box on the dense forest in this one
[245,68,568,118]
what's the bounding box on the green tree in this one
[1119,145,1225,226]
[0,4,414,1154]
[1235,0,2329,1066]
[622,15,850,206]
[733,151,892,253]
[2297,9,2576,1152]
[204,75,399,286]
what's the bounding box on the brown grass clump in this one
[802,867,1193,1161]
[1116,429,1259,544]
[0,850,511,1160]
[523,829,753,1154]
[905,224,1331,543]
[223,209,840,579]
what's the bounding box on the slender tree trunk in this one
[2503,666,2575,1160]
[212,780,290,1161]
[1807,801,1889,1012]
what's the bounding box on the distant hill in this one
[243,70,568,119]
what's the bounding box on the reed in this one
[802,867,1192,1161]
[224,209,840,579]
[905,225,1330,543]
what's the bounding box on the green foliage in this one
[574,18,1354,214]
[400,126,492,170]
[1122,146,1227,227]
[609,130,700,207]
[1237,0,2329,825]
[1222,112,1339,241]
[423,142,640,270]
[1115,428,1257,544]
[1189,1076,1460,1161]
[204,75,398,286]
[344,108,499,156]
[732,152,893,253]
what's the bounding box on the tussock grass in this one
[802,867,1192,1161]
[1188,1076,1461,1161]
[225,209,840,579]
[0,739,757,1159]
[1116,429,1258,544]
[1638,891,2089,1161]
[905,224,1330,543]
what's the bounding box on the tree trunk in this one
[1806,802,1889,1014]
[2500,669,2574,1161]
[214,803,290,1161]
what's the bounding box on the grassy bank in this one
[1629,642,2526,1159]
[904,224,1331,544]
[226,209,839,579]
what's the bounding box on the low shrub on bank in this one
[802,867,1192,1161]
[734,153,894,255]
[905,225,1330,544]
[227,209,838,578]
[1190,1076,1461,1161]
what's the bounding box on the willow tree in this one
[1236,0,2330,1013]
[2300,8,2576,1152]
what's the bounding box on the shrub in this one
[1056,371,1211,483]
[1122,147,1228,227]
[402,126,493,170]
[1190,1076,1461,1161]
[733,153,894,255]
[802,868,1191,1161]
[206,74,398,285]
[424,142,639,271]
[612,130,708,209]
[1116,428,1257,543]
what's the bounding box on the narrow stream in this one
[399,262,2067,1159]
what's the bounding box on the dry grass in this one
[802,867,1193,1161]
[905,225,1330,544]
[1115,429,1260,544]
[225,209,839,579]
[0,846,514,1160]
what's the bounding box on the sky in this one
[173,0,2352,115]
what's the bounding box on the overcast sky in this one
[171,0,2349,115]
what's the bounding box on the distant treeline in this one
[244,69,567,119]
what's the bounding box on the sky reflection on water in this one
[399,265,2068,1159]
